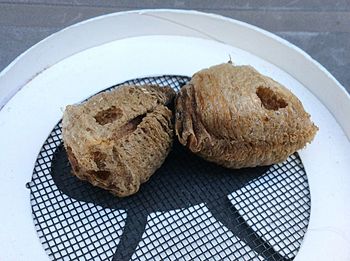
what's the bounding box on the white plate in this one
[0,10,349,261]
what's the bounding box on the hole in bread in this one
[91,151,107,169]
[113,113,147,140]
[256,87,288,110]
[66,146,80,172]
[141,127,149,134]
[87,170,110,181]
[94,106,123,125]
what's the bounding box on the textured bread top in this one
[175,63,318,168]
[62,85,175,196]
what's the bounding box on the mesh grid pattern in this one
[30,124,126,261]
[229,155,310,259]
[27,75,311,261]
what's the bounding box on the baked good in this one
[175,63,318,168]
[62,85,175,197]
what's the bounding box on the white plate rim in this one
[0,9,349,261]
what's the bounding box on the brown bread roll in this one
[175,63,318,168]
[62,85,175,197]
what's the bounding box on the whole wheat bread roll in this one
[62,85,175,197]
[175,63,318,168]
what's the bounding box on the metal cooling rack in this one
[27,75,311,261]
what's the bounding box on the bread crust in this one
[175,63,318,168]
[62,85,175,197]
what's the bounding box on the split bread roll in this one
[175,63,318,168]
[62,85,175,197]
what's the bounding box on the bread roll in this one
[175,63,318,168]
[62,85,175,197]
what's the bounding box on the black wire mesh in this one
[27,75,311,261]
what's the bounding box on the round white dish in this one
[0,10,349,261]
